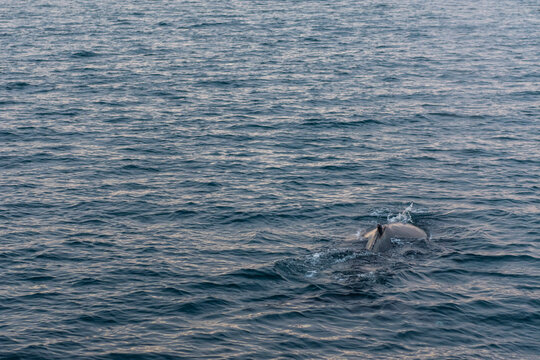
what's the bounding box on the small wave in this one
[175,297,235,316]
[70,50,99,58]
[275,247,373,281]
[120,164,160,172]
[227,267,286,282]
[188,21,230,29]
[307,248,367,266]
[4,81,31,90]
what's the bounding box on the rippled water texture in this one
[1,0,539,359]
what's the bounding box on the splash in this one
[387,202,414,223]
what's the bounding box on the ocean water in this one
[1,0,539,358]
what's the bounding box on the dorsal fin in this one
[377,224,384,236]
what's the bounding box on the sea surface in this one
[1,0,539,359]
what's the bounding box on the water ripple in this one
[0,0,538,358]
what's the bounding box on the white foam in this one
[333,252,359,263]
[359,271,375,281]
[310,252,322,263]
[387,202,414,223]
[370,208,390,217]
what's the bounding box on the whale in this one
[363,223,427,252]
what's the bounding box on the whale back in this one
[364,223,427,252]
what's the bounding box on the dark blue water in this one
[1,0,539,358]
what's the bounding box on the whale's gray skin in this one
[364,223,427,252]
